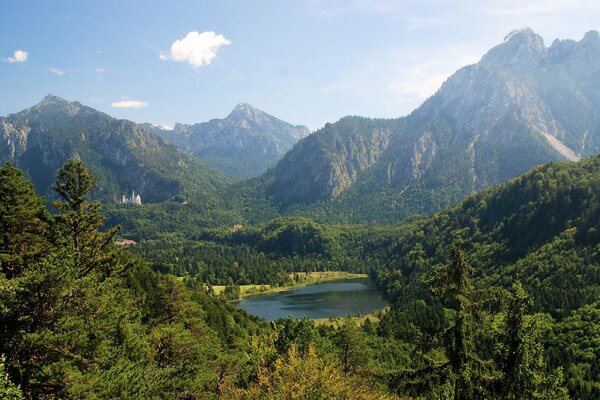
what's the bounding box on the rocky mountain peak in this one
[23,94,82,117]
[481,27,546,70]
[37,93,74,107]
[153,103,309,178]
[227,103,264,121]
[581,30,600,44]
[503,27,540,42]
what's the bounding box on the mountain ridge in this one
[249,29,600,224]
[0,94,231,205]
[151,103,310,178]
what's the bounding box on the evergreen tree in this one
[0,162,53,397]
[0,355,23,400]
[425,239,475,399]
[498,282,569,399]
[423,238,496,399]
[335,315,368,376]
[52,159,120,276]
[0,162,51,278]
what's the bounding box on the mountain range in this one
[0,94,229,205]
[257,28,600,223]
[145,103,309,178]
[1,28,599,228]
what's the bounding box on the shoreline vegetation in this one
[313,306,390,327]
[209,271,389,325]
[210,270,369,299]
[3,152,592,398]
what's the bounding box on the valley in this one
[1,24,599,400]
[236,278,386,320]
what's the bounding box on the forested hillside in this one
[372,156,600,398]
[134,156,600,398]
[0,161,267,399]
[3,157,599,398]
[226,29,600,224]
[0,95,232,207]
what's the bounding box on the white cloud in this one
[386,50,480,100]
[160,31,231,68]
[3,49,28,63]
[111,100,149,109]
[321,46,481,118]
[49,67,65,76]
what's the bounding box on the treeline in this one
[131,217,376,286]
[3,156,599,399]
[0,161,269,399]
[372,157,600,399]
[0,161,406,399]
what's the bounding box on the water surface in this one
[237,278,386,320]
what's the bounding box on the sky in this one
[1,1,599,130]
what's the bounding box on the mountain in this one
[0,94,230,204]
[372,155,600,398]
[257,29,600,223]
[149,103,310,178]
[265,116,399,206]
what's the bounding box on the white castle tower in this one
[122,191,142,205]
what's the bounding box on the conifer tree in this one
[335,315,367,376]
[0,162,51,278]
[498,281,569,399]
[0,356,23,400]
[423,238,497,399]
[52,159,120,276]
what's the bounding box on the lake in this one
[236,278,387,320]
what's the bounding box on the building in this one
[122,191,142,205]
[228,224,243,233]
[115,239,137,246]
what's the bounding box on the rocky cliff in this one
[0,95,227,203]
[259,29,600,222]
[152,103,309,178]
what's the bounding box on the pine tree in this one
[335,315,367,376]
[0,162,51,278]
[498,282,569,399]
[0,355,23,400]
[424,238,497,399]
[52,159,120,276]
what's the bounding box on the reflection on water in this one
[236,278,386,320]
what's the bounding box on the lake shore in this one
[313,306,390,327]
[211,271,369,299]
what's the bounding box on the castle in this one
[122,191,142,205]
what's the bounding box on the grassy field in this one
[210,271,368,298]
[313,307,390,327]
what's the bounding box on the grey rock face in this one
[263,29,600,220]
[266,117,395,207]
[154,103,309,178]
[0,95,212,203]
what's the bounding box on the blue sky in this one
[1,1,599,130]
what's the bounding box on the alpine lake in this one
[236,278,387,321]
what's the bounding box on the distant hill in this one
[147,103,309,178]
[256,29,600,223]
[0,94,230,205]
[368,154,600,399]
[4,29,600,231]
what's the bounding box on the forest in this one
[1,158,599,399]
